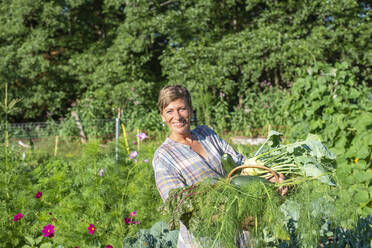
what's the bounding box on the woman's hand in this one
[265,173,288,196]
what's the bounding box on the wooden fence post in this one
[71,111,87,143]
[54,135,59,156]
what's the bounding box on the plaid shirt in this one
[152,125,248,247]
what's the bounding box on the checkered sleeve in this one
[152,150,187,202]
[200,125,246,166]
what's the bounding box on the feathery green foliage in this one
[161,178,283,248]
[0,138,163,247]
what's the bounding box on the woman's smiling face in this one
[161,98,192,136]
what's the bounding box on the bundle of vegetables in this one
[160,178,285,248]
[240,131,337,186]
[159,132,369,247]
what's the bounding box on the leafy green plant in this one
[0,82,21,169]
[243,131,337,186]
[284,62,371,159]
[278,210,372,248]
[283,62,372,216]
[122,221,179,248]
[0,135,164,248]
[229,87,287,134]
[121,141,165,237]
[159,130,371,247]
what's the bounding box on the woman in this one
[152,85,251,247]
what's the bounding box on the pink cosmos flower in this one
[88,224,95,235]
[41,224,55,237]
[35,191,42,198]
[99,168,104,177]
[129,151,138,159]
[136,132,148,141]
[143,159,149,163]
[124,218,131,224]
[105,245,113,248]
[124,218,140,224]
[125,211,140,225]
[13,213,24,221]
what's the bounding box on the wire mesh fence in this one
[1,119,116,138]
[0,119,121,157]
[0,118,288,159]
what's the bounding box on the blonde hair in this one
[157,85,192,114]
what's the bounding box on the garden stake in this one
[54,135,59,156]
[116,116,119,164]
[121,122,130,155]
[136,128,140,152]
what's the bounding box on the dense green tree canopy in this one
[0,0,370,123]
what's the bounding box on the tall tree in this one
[0,0,124,121]
[0,0,370,124]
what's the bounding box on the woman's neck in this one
[169,131,193,144]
